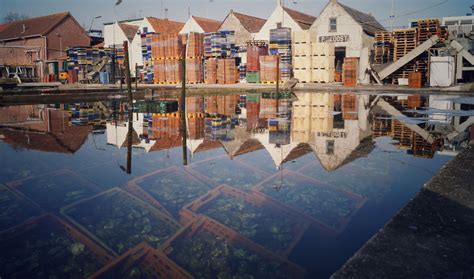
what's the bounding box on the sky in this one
[0,0,472,30]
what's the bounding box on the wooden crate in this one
[293,30,316,44]
[311,56,335,70]
[294,69,312,83]
[293,43,312,56]
[311,42,335,56]
[293,56,311,70]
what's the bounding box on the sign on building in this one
[319,35,350,43]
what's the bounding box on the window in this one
[277,22,282,29]
[445,21,458,26]
[461,20,473,25]
[329,18,337,32]
[326,140,335,155]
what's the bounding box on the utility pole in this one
[123,40,133,174]
[390,0,395,31]
[181,39,188,166]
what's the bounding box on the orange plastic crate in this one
[90,243,192,279]
[180,184,310,258]
[161,216,305,278]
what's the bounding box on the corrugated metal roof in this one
[192,16,221,33]
[147,17,185,35]
[231,12,266,33]
[339,3,386,35]
[283,7,317,30]
[0,12,71,41]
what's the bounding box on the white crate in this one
[293,56,312,70]
[294,69,313,83]
[293,30,317,44]
[293,43,312,56]
[311,56,335,69]
[311,69,335,83]
[311,43,335,56]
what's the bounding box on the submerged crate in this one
[187,156,270,191]
[61,188,181,256]
[161,216,305,279]
[0,214,113,278]
[7,169,101,211]
[126,166,216,220]
[0,184,42,233]
[90,243,192,279]
[253,170,366,234]
[180,185,310,258]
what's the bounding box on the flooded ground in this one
[0,92,473,278]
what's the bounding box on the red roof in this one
[283,7,316,30]
[0,23,10,33]
[231,12,266,33]
[119,23,139,42]
[192,16,221,33]
[0,12,71,41]
[147,17,185,35]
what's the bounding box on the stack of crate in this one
[343,57,358,87]
[259,55,279,84]
[246,41,268,83]
[217,58,237,84]
[269,28,292,81]
[293,31,314,83]
[374,31,393,65]
[185,33,205,84]
[203,31,237,84]
[292,31,335,83]
[152,34,184,84]
[311,43,335,83]
[205,58,218,84]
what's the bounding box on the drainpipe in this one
[41,35,48,82]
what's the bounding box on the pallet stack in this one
[259,55,279,84]
[141,32,156,82]
[203,31,238,84]
[204,31,236,58]
[270,28,292,81]
[374,31,393,65]
[311,43,335,83]
[246,41,268,83]
[205,58,218,84]
[392,28,417,83]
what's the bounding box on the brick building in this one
[0,12,90,81]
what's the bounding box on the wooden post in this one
[181,44,188,166]
[123,40,133,174]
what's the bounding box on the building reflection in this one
[1,94,472,168]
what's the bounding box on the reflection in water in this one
[0,92,473,278]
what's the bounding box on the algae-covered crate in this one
[187,156,270,191]
[0,184,42,232]
[0,214,114,279]
[126,166,215,220]
[253,170,366,233]
[90,243,192,279]
[180,185,310,257]
[7,169,101,211]
[161,216,305,279]
[61,188,181,256]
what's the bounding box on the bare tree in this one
[2,12,29,23]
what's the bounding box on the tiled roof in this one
[192,16,221,33]
[119,23,139,42]
[231,12,266,33]
[0,23,9,33]
[339,3,385,35]
[0,12,70,41]
[147,17,185,35]
[283,7,316,30]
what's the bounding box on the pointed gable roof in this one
[338,3,385,35]
[119,23,139,42]
[282,7,316,30]
[147,17,185,35]
[231,11,266,33]
[0,12,72,41]
[192,16,221,33]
